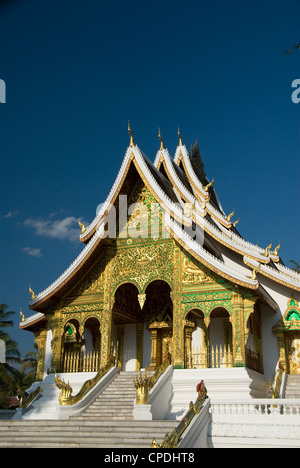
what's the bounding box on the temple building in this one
[20,127,300,385]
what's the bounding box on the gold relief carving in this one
[62,304,103,315]
[273,298,300,373]
[182,256,215,284]
[111,241,173,292]
[287,333,300,374]
[100,260,114,367]
[70,261,105,297]
[118,181,163,240]
[34,329,47,380]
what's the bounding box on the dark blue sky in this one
[0,0,299,357]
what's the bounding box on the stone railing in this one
[211,399,300,416]
[0,410,16,420]
[210,399,300,446]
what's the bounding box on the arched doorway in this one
[62,317,101,372]
[82,317,101,371]
[209,308,233,368]
[112,283,141,371]
[184,309,208,369]
[245,308,263,373]
[143,280,173,370]
[112,280,173,371]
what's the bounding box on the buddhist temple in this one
[13,125,300,447]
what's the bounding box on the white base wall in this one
[166,368,271,420]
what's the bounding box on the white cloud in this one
[22,247,43,258]
[4,211,19,218]
[23,216,84,243]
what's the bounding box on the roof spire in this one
[158,128,165,150]
[128,121,135,147]
[178,126,183,146]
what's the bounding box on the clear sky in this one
[0,0,299,357]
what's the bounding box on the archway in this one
[112,283,141,371]
[143,280,173,369]
[62,319,81,372]
[62,317,101,372]
[82,317,101,371]
[209,308,233,368]
[112,280,173,371]
[184,309,207,368]
[245,308,263,373]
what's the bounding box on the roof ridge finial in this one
[128,121,135,147]
[158,128,164,150]
[29,284,36,300]
[178,126,183,146]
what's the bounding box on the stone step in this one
[0,369,175,448]
[0,418,178,448]
[285,374,300,398]
[0,419,176,428]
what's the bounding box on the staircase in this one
[0,371,178,448]
[285,375,300,399]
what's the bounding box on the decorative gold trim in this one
[244,258,300,292]
[167,224,259,290]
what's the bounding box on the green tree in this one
[20,344,38,386]
[0,303,20,364]
[0,304,22,408]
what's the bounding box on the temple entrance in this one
[112,280,173,371]
[245,307,264,373]
[112,283,141,371]
[143,280,173,370]
[185,309,208,369]
[209,308,233,368]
